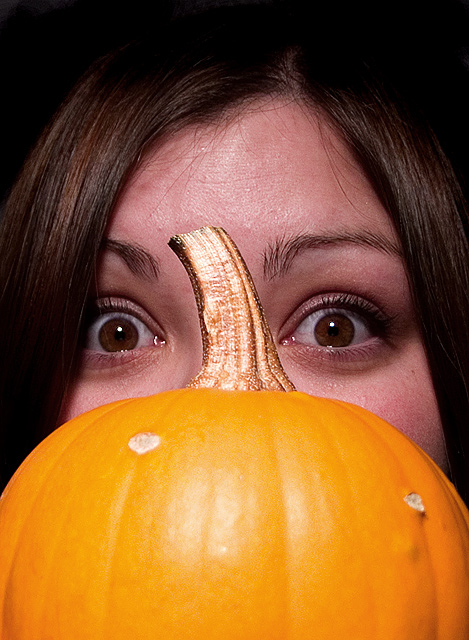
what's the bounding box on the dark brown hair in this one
[1,4,468,500]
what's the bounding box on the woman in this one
[1,3,468,501]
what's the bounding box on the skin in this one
[60,98,448,472]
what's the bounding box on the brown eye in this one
[314,313,355,347]
[292,306,373,348]
[98,318,139,352]
[83,311,157,353]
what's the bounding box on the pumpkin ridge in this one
[317,402,380,637]
[336,401,444,637]
[102,465,139,637]
[310,397,440,636]
[89,391,189,637]
[1,402,128,637]
[266,413,294,639]
[428,464,469,638]
[268,407,297,639]
[1,401,121,637]
[261,395,369,636]
[42,399,161,637]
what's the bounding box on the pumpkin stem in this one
[169,226,295,391]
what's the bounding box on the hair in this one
[1,3,468,500]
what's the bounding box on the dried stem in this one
[169,226,295,392]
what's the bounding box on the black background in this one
[1,0,468,210]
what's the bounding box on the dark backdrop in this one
[1,0,468,210]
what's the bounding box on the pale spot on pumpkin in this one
[404,492,426,514]
[128,432,161,454]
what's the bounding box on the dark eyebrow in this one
[101,238,160,280]
[263,231,402,280]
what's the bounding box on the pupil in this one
[115,326,126,341]
[327,322,339,337]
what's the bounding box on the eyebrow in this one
[101,238,160,280]
[263,231,402,280]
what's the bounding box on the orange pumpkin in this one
[1,389,469,639]
[0,227,468,639]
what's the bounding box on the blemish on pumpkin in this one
[404,492,426,514]
[128,432,161,455]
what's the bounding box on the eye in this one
[293,308,372,348]
[285,293,390,350]
[82,300,162,354]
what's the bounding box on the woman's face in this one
[61,99,448,472]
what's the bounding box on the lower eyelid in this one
[79,340,166,371]
[280,336,386,371]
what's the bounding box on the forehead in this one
[109,99,397,248]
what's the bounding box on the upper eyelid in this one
[89,292,387,319]
[296,292,388,320]
[280,291,395,343]
[86,293,392,343]
[89,297,146,316]
[91,297,132,313]
[84,297,162,335]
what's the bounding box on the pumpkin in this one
[0,227,468,639]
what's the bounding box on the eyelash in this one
[310,292,393,331]
[80,291,394,371]
[281,292,395,356]
[88,297,143,318]
[80,297,164,363]
[83,297,143,326]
